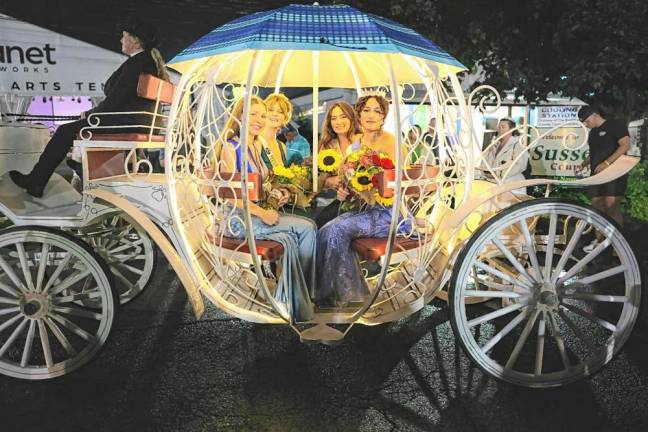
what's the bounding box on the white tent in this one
[0,14,126,119]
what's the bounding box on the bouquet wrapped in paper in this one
[265,164,313,210]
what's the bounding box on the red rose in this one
[371,174,380,188]
[371,154,381,166]
[380,158,394,169]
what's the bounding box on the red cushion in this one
[206,232,284,261]
[81,133,165,142]
[351,237,420,261]
[137,74,175,103]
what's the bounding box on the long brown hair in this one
[319,101,357,150]
[129,33,169,81]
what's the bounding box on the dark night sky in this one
[0,0,305,60]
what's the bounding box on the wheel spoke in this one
[492,238,536,286]
[557,309,597,352]
[16,243,35,291]
[562,293,627,303]
[20,320,36,367]
[41,253,72,294]
[110,266,137,291]
[0,280,21,298]
[0,313,23,333]
[119,263,144,276]
[0,306,21,316]
[0,296,20,305]
[543,212,557,281]
[548,312,571,369]
[109,239,144,255]
[0,253,27,293]
[44,317,78,357]
[52,290,101,305]
[505,308,540,370]
[35,243,50,292]
[468,302,525,328]
[518,219,542,282]
[474,261,532,291]
[560,303,616,332]
[575,265,626,286]
[480,310,527,354]
[37,319,54,368]
[51,305,103,320]
[0,317,28,357]
[474,278,515,291]
[534,312,547,376]
[551,220,586,284]
[557,239,611,286]
[49,269,92,297]
[465,290,523,299]
[49,313,96,342]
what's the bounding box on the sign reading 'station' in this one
[536,106,580,128]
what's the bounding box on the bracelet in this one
[603,159,611,166]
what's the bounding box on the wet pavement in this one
[1,243,648,432]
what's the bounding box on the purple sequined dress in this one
[315,206,410,303]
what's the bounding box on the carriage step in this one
[299,324,345,345]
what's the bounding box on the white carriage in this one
[0,4,641,387]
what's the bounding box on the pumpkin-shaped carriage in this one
[0,4,640,387]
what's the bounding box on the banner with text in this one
[0,14,125,96]
[530,127,589,177]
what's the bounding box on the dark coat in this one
[86,50,158,128]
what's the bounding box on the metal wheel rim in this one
[450,200,641,387]
[77,214,155,305]
[0,228,116,379]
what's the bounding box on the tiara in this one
[359,88,387,98]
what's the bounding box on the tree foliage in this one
[338,0,648,119]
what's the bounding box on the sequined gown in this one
[223,138,316,321]
[315,139,411,304]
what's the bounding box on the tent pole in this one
[312,51,319,192]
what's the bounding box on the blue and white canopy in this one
[170,4,466,87]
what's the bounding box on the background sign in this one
[530,127,589,176]
[536,106,580,128]
[0,14,125,96]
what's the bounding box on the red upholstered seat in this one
[207,232,284,261]
[351,237,421,262]
[82,133,165,142]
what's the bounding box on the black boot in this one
[9,171,44,198]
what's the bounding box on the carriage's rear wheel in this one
[449,198,641,387]
[0,226,116,380]
[74,214,156,305]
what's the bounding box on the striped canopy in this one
[169,3,466,87]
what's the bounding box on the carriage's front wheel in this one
[449,198,641,387]
[0,227,116,380]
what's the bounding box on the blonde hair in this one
[264,93,292,127]
[217,96,266,171]
[320,101,358,150]
[129,33,169,81]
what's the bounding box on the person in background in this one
[283,123,311,165]
[577,105,630,252]
[483,117,529,195]
[9,18,168,197]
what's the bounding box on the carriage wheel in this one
[76,214,156,305]
[449,198,641,387]
[0,226,116,380]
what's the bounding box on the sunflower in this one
[273,165,295,179]
[374,192,394,207]
[350,171,373,191]
[318,149,342,173]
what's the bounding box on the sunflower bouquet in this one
[340,147,395,208]
[265,164,313,210]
